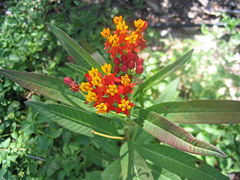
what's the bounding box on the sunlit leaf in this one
[133,49,193,99]
[147,100,240,124]
[47,23,100,69]
[142,112,226,157]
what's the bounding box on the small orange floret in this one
[91,76,102,86]
[113,16,123,24]
[96,103,108,114]
[80,82,92,92]
[108,34,119,47]
[125,31,138,44]
[85,91,97,103]
[107,84,118,96]
[101,64,112,75]
[100,28,111,38]
[118,99,132,111]
[116,21,128,32]
[121,74,131,86]
[134,19,148,31]
[88,67,99,78]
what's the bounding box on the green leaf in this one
[47,23,100,69]
[153,78,180,104]
[101,159,121,180]
[120,141,154,180]
[66,63,88,75]
[147,100,240,124]
[26,102,118,136]
[133,50,193,99]
[0,69,86,108]
[142,112,226,157]
[136,144,228,180]
[133,151,154,180]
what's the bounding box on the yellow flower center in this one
[85,91,97,103]
[91,76,102,86]
[107,84,118,96]
[134,19,145,29]
[88,67,99,78]
[96,103,108,114]
[116,21,128,32]
[113,16,123,24]
[121,74,131,86]
[101,64,112,75]
[118,99,132,111]
[125,31,138,44]
[108,34,119,47]
[79,82,92,92]
[100,28,110,38]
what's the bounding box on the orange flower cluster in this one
[64,64,135,115]
[101,16,147,74]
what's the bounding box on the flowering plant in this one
[1,16,239,179]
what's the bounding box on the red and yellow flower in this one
[100,16,148,74]
[64,63,135,115]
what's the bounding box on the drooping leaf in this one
[26,101,118,136]
[135,144,228,180]
[133,49,193,99]
[47,23,100,69]
[153,77,180,104]
[101,159,121,180]
[142,112,226,157]
[147,100,240,124]
[0,69,86,108]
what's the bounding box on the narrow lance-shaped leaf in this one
[26,101,118,136]
[135,143,228,180]
[153,77,180,104]
[147,100,240,124]
[101,159,121,180]
[142,111,226,157]
[133,49,193,99]
[0,69,87,108]
[120,142,154,180]
[47,23,100,69]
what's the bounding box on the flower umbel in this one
[101,16,147,74]
[64,63,135,115]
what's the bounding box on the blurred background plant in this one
[0,0,239,179]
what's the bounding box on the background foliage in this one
[0,0,239,179]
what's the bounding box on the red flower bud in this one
[114,65,120,73]
[121,54,128,63]
[136,65,144,74]
[71,83,79,92]
[64,77,74,85]
[113,57,121,65]
[128,61,135,69]
[136,58,143,65]
[121,64,128,73]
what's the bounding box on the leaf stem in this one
[91,130,125,140]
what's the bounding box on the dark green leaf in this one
[0,69,86,108]
[136,144,228,180]
[26,102,118,136]
[101,159,121,180]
